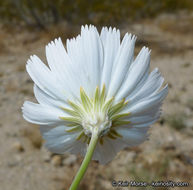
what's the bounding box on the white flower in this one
[22,25,168,164]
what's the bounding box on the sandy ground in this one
[0,13,193,190]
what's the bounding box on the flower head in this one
[22,25,168,164]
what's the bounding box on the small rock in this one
[51,155,63,166]
[7,155,22,167]
[184,107,192,117]
[181,86,187,92]
[185,119,193,128]
[7,161,18,168]
[159,116,166,125]
[12,142,24,152]
[163,144,176,151]
[41,147,52,162]
[182,62,190,68]
[168,82,172,88]
[63,155,77,166]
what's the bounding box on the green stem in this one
[69,128,99,190]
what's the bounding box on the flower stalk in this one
[69,127,99,190]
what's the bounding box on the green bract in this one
[59,84,130,145]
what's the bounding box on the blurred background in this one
[0,0,193,190]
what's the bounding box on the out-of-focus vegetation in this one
[166,113,187,131]
[0,0,193,29]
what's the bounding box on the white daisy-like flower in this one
[22,25,168,165]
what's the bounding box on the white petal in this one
[116,127,149,146]
[125,67,149,101]
[22,101,69,126]
[66,35,89,94]
[129,111,161,124]
[92,138,117,164]
[34,85,69,108]
[26,55,67,102]
[92,138,128,164]
[67,141,87,155]
[118,109,161,129]
[74,25,103,96]
[108,34,136,97]
[125,84,168,116]
[120,118,159,128]
[100,27,120,91]
[115,47,150,101]
[129,68,164,103]
[61,25,104,97]
[93,126,149,164]
[40,125,86,154]
[130,105,161,118]
[46,38,80,99]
